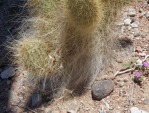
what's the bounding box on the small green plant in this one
[123,57,137,68]
[122,58,149,85]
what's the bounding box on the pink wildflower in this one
[134,72,141,77]
[142,61,149,67]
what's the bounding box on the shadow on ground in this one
[0,0,29,112]
[0,0,28,66]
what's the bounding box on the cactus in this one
[61,0,105,93]
[12,37,61,78]
[62,0,132,93]
[8,0,133,112]
[9,0,133,95]
[65,0,104,32]
[28,0,60,14]
[102,0,131,25]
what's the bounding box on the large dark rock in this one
[91,80,114,100]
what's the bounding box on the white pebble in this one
[139,52,146,57]
[145,12,149,18]
[130,107,148,113]
[136,59,142,65]
[128,8,136,17]
[124,18,132,25]
[131,21,140,28]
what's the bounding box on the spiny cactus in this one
[62,0,132,93]
[9,0,133,112]
[102,0,131,25]
[28,0,60,14]
[65,0,104,32]
[12,37,61,78]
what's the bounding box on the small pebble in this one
[134,33,140,37]
[0,67,15,79]
[127,26,132,30]
[139,52,146,57]
[124,104,129,108]
[135,46,142,52]
[124,18,132,25]
[130,107,148,113]
[67,100,80,113]
[145,12,149,18]
[116,58,123,63]
[130,17,137,23]
[113,110,121,113]
[127,8,136,17]
[124,78,129,82]
[139,12,146,18]
[140,32,148,38]
[31,93,42,107]
[136,59,142,65]
[51,111,60,113]
[119,82,124,87]
[99,111,106,113]
[141,98,149,105]
[131,21,140,28]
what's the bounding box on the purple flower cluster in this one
[134,61,149,78]
[142,61,149,67]
[134,72,141,77]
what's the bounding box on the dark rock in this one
[0,67,15,79]
[31,93,42,107]
[91,80,114,100]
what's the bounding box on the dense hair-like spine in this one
[65,0,104,32]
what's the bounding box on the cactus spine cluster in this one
[12,37,61,78]
[65,0,104,32]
